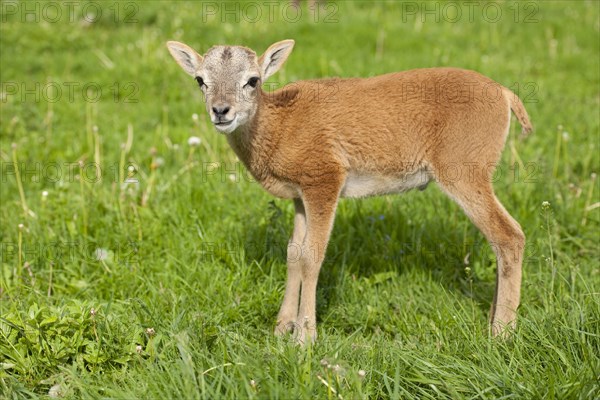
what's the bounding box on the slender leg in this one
[294,185,341,345]
[439,180,525,337]
[275,198,307,335]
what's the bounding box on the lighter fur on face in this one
[197,46,260,133]
[166,40,294,134]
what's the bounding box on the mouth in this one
[212,116,237,133]
[214,120,233,127]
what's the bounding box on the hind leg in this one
[437,177,525,337]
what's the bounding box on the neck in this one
[225,90,269,180]
[225,86,299,180]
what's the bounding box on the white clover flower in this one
[188,136,201,147]
[136,345,143,353]
[94,248,109,261]
[48,383,62,398]
[331,364,343,373]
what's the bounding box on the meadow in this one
[1,1,599,398]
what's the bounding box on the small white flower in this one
[136,345,143,353]
[94,248,109,261]
[228,174,237,182]
[542,201,551,211]
[250,379,257,388]
[188,136,201,147]
[42,190,49,197]
[48,383,63,398]
[18,223,24,230]
[358,369,366,378]
[562,132,569,141]
[146,327,155,336]
[192,113,199,121]
[90,308,97,316]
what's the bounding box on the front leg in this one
[275,198,306,335]
[294,182,342,345]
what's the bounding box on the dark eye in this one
[195,76,206,88]
[245,77,260,88]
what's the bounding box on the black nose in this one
[212,105,230,117]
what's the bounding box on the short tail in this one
[503,88,533,137]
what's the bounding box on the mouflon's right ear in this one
[166,41,203,77]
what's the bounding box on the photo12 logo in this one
[400,1,539,23]
[1,241,140,266]
[1,81,139,104]
[0,161,141,185]
[1,1,139,24]
[199,1,338,23]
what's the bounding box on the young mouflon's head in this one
[166,39,295,134]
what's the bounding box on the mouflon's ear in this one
[166,41,203,77]
[258,39,295,81]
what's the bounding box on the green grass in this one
[1,0,599,398]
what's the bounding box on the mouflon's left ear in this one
[258,39,295,81]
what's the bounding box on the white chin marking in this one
[214,119,238,134]
[215,121,237,133]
